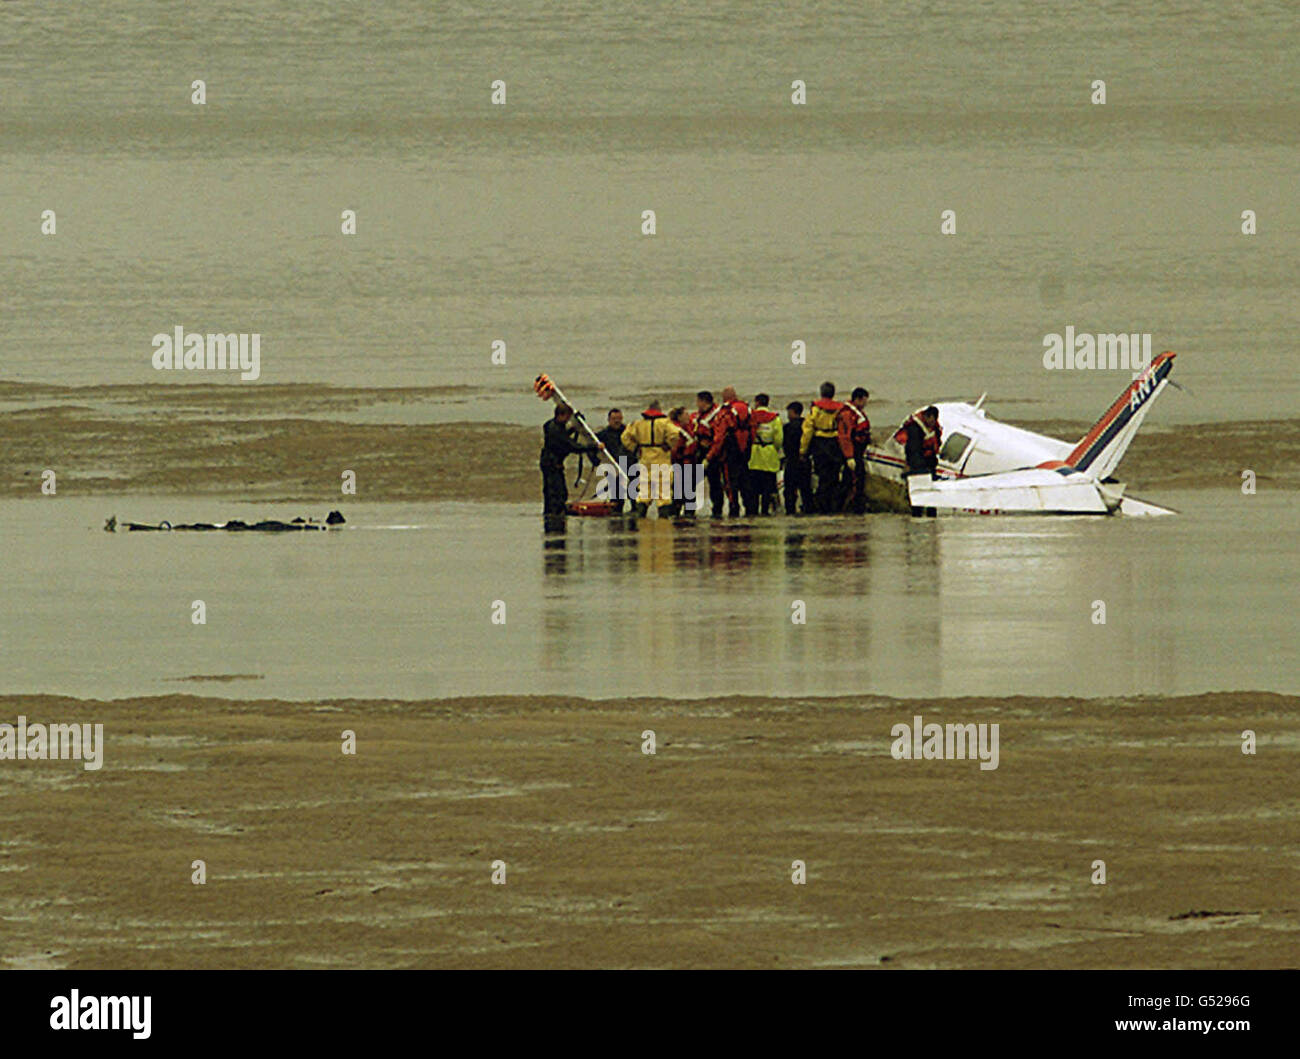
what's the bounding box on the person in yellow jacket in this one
[746,393,782,515]
[620,400,684,516]
[799,381,854,513]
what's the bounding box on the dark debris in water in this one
[1168,909,1258,920]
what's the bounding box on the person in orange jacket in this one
[692,390,726,517]
[896,405,943,477]
[668,406,696,515]
[799,381,854,513]
[705,386,751,517]
[842,387,872,513]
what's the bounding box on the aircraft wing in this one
[1116,495,1177,517]
[906,467,1124,515]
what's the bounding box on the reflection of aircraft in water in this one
[866,352,1177,516]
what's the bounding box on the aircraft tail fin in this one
[1067,351,1176,479]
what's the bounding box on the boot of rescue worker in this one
[827,461,847,513]
[829,457,849,512]
[542,466,569,518]
[678,468,699,516]
[844,454,866,514]
[810,438,841,514]
[704,461,725,517]
[837,463,855,513]
[674,463,697,518]
[725,453,748,517]
[785,460,808,515]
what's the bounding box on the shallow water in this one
[0,492,1290,701]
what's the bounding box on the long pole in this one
[533,374,633,492]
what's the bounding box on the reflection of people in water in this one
[543,528,568,577]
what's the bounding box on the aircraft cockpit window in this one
[939,433,972,464]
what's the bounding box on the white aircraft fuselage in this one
[865,351,1178,516]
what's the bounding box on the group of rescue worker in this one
[540,381,943,519]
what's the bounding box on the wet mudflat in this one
[1,690,1294,969]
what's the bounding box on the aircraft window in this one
[939,433,972,463]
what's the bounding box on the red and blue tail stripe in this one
[1066,351,1176,473]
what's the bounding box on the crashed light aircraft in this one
[865,351,1177,516]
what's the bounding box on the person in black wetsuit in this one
[540,404,597,524]
[595,408,628,513]
[782,401,813,515]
